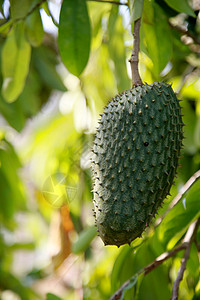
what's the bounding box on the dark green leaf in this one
[111,245,132,293]
[129,0,144,23]
[135,242,170,300]
[108,7,130,91]
[33,47,67,92]
[182,100,197,154]
[46,293,62,300]
[134,273,144,300]
[0,140,25,224]
[158,178,200,248]
[141,3,172,76]
[0,270,35,300]
[111,240,170,300]
[10,0,33,19]
[186,244,200,288]
[72,226,97,254]
[58,0,91,77]
[0,95,26,131]
[164,0,195,17]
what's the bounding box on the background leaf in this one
[164,0,195,17]
[108,6,130,91]
[25,8,44,47]
[1,22,31,102]
[129,0,144,23]
[46,293,62,300]
[0,1,199,300]
[0,140,25,224]
[72,226,97,254]
[10,0,34,19]
[158,178,200,248]
[33,46,67,92]
[58,0,91,77]
[141,2,172,76]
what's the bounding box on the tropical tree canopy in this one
[0,0,200,300]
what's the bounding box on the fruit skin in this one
[91,81,184,247]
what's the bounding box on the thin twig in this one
[169,21,200,46]
[143,243,187,276]
[156,169,200,226]
[110,280,131,300]
[171,218,200,300]
[87,0,128,5]
[110,218,200,300]
[129,18,143,87]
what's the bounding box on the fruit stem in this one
[129,18,143,87]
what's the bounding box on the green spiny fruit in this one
[91,81,184,247]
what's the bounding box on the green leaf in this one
[33,47,67,92]
[111,246,133,293]
[25,8,44,47]
[158,178,200,248]
[164,0,195,17]
[186,244,200,287]
[72,226,97,254]
[10,0,33,19]
[0,270,35,300]
[1,22,31,102]
[182,100,197,154]
[46,293,62,300]
[7,242,35,251]
[41,1,51,16]
[111,240,170,300]
[141,3,172,76]
[134,273,144,300]
[0,66,43,131]
[58,0,91,77]
[108,7,130,91]
[0,95,26,131]
[0,140,25,224]
[135,241,170,300]
[129,0,144,23]
[0,20,13,34]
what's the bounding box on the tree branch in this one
[129,18,143,87]
[143,243,187,276]
[110,280,132,300]
[156,169,200,226]
[110,218,200,300]
[171,218,200,300]
[87,0,128,6]
[169,21,200,46]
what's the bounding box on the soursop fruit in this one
[91,81,184,247]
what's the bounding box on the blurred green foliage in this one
[0,0,200,299]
